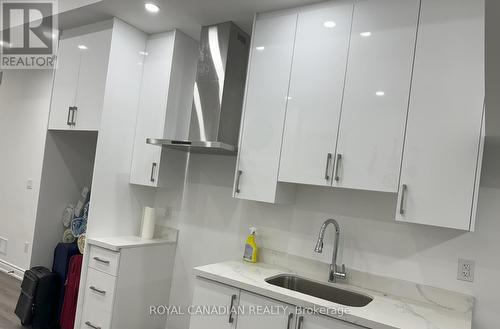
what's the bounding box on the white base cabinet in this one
[236,291,294,329]
[77,238,176,329]
[189,277,363,329]
[189,278,240,329]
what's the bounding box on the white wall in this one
[155,145,500,329]
[0,70,53,271]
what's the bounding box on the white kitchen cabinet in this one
[189,278,240,329]
[129,31,197,187]
[49,21,113,131]
[278,2,353,187]
[297,312,362,329]
[234,11,297,203]
[78,237,176,329]
[189,278,364,329]
[333,0,420,192]
[396,0,485,230]
[236,291,295,329]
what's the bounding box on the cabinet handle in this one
[93,257,110,265]
[296,315,304,329]
[89,286,106,295]
[228,294,237,323]
[286,313,294,329]
[334,153,342,182]
[324,153,332,180]
[66,107,72,125]
[85,321,101,329]
[69,106,77,126]
[150,162,157,183]
[235,170,243,193]
[399,184,408,215]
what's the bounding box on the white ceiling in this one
[58,0,325,39]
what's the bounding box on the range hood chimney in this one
[147,22,250,155]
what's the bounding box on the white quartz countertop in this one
[87,235,176,251]
[194,260,473,329]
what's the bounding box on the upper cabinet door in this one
[397,0,484,230]
[234,12,298,203]
[278,2,353,187]
[73,29,112,130]
[130,32,175,187]
[333,0,420,192]
[48,36,81,130]
[49,28,112,131]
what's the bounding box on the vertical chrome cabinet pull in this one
[334,153,342,182]
[150,162,157,183]
[228,294,237,323]
[66,107,72,125]
[399,184,408,215]
[296,315,304,329]
[85,321,101,329]
[89,286,106,295]
[235,170,243,193]
[93,257,110,264]
[324,153,332,180]
[286,313,294,329]
[69,106,77,126]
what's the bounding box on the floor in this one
[0,272,25,329]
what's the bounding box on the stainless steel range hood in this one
[147,22,250,155]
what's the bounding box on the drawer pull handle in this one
[89,286,106,295]
[228,294,237,323]
[93,257,110,265]
[85,321,101,329]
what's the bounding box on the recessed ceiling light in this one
[139,51,149,56]
[360,31,372,37]
[376,91,385,96]
[145,3,160,13]
[255,46,265,51]
[78,45,88,50]
[323,21,336,28]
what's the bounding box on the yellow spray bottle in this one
[243,227,258,263]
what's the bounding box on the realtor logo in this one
[0,0,57,69]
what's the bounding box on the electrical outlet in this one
[457,258,475,282]
[26,179,33,190]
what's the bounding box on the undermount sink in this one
[265,274,373,307]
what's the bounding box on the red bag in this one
[60,255,83,329]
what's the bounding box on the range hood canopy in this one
[147,21,250,155]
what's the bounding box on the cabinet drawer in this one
[81,304,112,329]
[89,245,120,276]
[84,267,117,314]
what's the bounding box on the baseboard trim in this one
[0,259,24,281]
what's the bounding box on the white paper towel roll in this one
[140,207,156,239]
